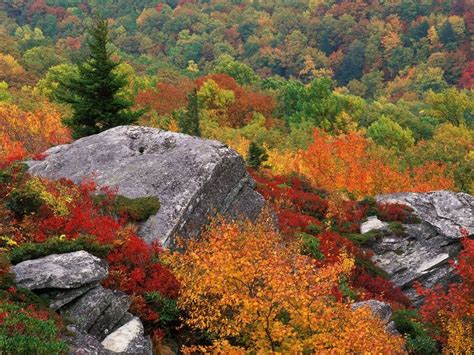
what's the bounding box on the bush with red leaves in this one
[376,202,417,223]
[415,228,473,347]
[252,170,410,308]
[0,163,180,330]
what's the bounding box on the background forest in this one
[0,0,473,353]
[1,0,473,195]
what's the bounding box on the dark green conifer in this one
[55,18,141,139]
[246,142,268,170]
[178,88,201,137]
[438,21,458,49]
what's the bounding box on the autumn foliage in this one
[0,103,71,167]
[136,81,192,117]
[0,165,179,329]
[280,129,455,197]
[195,73,276,127]
[415,228,474,353]
[169,215,405,353]
[252,171,411,308]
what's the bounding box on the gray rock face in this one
[27,125,266,247]
[61,286,116,331]
[102,318,152,355]
[89,291,132,340]
[360,216,388,234]
[371,191,473,305]
[12,251,152,354]
[12,251,108,290]
[65,325,109,355]
[45,282,98,310]
[111,312,135,333]
[377,190,474,238]
[351,300,398,335]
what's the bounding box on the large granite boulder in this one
[27,126,266,247]
[12,250,108,290]
[370,191,473,305]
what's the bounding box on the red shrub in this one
[377,202,415,223]
[352,269,411,308]
[0,168,180,329]
[252,170,410,309]
[415,229,473,344]
[331,200,368,233]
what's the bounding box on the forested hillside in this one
[1,0,473,194]
[0,0,473,354]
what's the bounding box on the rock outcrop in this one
[12,250,107,289]
[370,190,473,305]
[12,251,152,354]
[27,126,266,247]
[377,191,473,238]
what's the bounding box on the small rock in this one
[12,251,108,290]
[111,312,135,333]
[89,291,132,340]
[61,286,114,331]
[64,325,109,355]
[102,317,152,354]
[45,282,98,310]
[360,216,388,234]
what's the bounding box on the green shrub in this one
[93,194,160,222]
[299,233,324,260]
[0,163,28,185]
[344,230,382,246]
[8,235,112,265]
[144,292,179,328]
[5,188,43,218]
[0,300,68,355]
[113,195,160,222]
[0,169,13,184]
[359,196,378,216]
[356,257,389,279]
[0,254,14,290]
[246,142,268,170]
[388,222,407,237]
[392,309,439,355]
[307,223,322,235]
[406,335,439,354]
[339,276,358,301]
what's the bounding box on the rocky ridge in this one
[12,251,152,354]
[365,190,473,305]
[27,126,265,247]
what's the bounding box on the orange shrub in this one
[169,215,405,353]
[0,103,71,165]
[290,129,454,197]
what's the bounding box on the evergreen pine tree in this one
[246,142,268,170]
[438,21,458,49]
[55,18,141,139]
[336,40,365,86]
[178,88,201,137]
